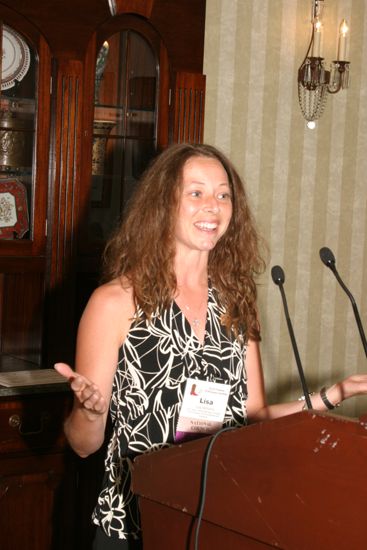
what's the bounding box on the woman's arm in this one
[245,339,367,422]
[55,279,135,457]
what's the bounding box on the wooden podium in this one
[131,410,367,549]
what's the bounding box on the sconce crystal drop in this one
[298,57,329,122]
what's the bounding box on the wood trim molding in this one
[111,0,154,18]
[171,71,206,144]
[48,59,83,288]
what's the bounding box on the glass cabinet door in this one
[88,29,158,243]
[0,23,36,241]
[0,21,46,371]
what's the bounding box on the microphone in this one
[319,247,367,358]
[271,265,313,410]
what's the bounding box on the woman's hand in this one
[339,374,367,401]
[54,362,107,416]
[316,375,367,410]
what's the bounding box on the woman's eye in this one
[218,192,231,200]
[190,191,201,198]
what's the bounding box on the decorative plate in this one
[1,25,31,90]
[0,178,29,239]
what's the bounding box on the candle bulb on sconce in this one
[312,18,322,57]
[297,0,351,126]
[337,19,349,62]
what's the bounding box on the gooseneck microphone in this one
[271,265,313,410]
[319,247,367,358]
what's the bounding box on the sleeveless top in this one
[93,286,248,540]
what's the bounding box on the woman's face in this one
[174,156,233,254]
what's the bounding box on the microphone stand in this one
[272,266,313,410]
[331,265,367,358]
[320,247,367,359]
[277,284,313,410]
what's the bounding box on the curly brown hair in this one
[102,143,266,340]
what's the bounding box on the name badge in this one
[175,378,231,443]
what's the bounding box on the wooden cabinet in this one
[0,0,206,369]
[0,16,51,371]
[0,1,206,548]
[0,388,74,550]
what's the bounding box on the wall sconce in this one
[298,0,350,128]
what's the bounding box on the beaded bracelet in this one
[320,386,340,410]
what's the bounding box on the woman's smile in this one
[194,221,219,232]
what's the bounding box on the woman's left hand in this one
[338,374,367,401]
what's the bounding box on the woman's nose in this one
[203,196,220,213]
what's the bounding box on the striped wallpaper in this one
[204,0,367,416]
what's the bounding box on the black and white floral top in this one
[93,286,248,540]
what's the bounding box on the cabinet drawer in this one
[0,392,71,454]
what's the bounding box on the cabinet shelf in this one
[0,96,36,114]
[95,103,154,112]
[0,168,32,176]
[0,353,39,372]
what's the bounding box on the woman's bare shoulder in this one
[93,277,133,300]
[82,277,135,329]
[75,278,136,349]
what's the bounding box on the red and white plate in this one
[1,25,31,90]
[0,178,29,239]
